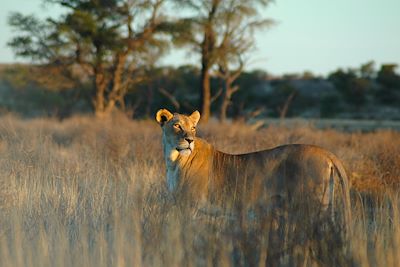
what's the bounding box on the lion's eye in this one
[191,126,196,131]
[173,124,180,129]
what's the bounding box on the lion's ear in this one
[156,109,173,126]
[189,110,200,125]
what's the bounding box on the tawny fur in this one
[156,109,351,228]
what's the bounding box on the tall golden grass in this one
[0,114,399,266]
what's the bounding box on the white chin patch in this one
[178,149,192,156]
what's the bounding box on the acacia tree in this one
[214,0,273,122]
[173,0,271,122]
[216,55,243,122]
[8,0,170,117]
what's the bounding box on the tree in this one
[360,60,375,79]
[8,0,170,117]
[328,68,370,108]
[216,57,242,122]
[376,64,400,104]
[214,1,272,122]
[173,0,272,122]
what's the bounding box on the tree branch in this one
[210,87,223,103]
[158,87,180,110]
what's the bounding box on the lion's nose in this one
[185,137,194,144]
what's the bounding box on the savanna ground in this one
[0,113,399,266]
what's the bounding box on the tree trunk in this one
[199,17,216,123]
[219,80,230,123]
[93,53,129,118]
[94,66,108,118]
[103,53,128,115]
[219,77,239,123]
[219,95,229,122]
[200,66,211,122]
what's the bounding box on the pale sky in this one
[1,0,399,76]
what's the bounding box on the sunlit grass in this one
[0,114,399,266]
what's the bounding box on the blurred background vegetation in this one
[1,0,399,122]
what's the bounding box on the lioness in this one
[156,108,352,263]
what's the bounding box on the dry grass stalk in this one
[0,114,399,266]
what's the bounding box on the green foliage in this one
[126,65,200,117]
[328,68,371,107]
[173,0,273,66]
[7,13,57,61]
[5,0,400,120]
[320,95,341,118]
[229,70,268,115]
[360,61,375,79]
[1,65,32,89]
[328,63,400,109]
[375,64,400,104]
[7,0,176,116]
[170,0,273,121]
[0,64,90,117]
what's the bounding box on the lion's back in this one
[224,144,347,205]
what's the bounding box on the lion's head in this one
[156,109,200,157]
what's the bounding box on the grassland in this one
[0,114,399,266]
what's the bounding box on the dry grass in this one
[0,114,399,266]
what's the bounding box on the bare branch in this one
[158,88,180,110]
[230,85,240,95]
[210,87,223,103]
[278,91,296,119]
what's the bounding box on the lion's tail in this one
[331,158,352,237]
